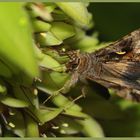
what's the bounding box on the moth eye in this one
[116,51,126,55]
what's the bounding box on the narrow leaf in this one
[0,95,29,108]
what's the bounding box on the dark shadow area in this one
[88,3,140,41]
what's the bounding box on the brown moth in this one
[65,29,140,102]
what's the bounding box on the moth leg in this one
[130,89,140,102]
[116,88,140,102]
[57,72,79,94]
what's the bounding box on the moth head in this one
[65,50,80,72]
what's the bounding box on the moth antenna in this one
[42,94,54,104]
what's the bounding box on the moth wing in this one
[94,29,140,57]
[116,88,140,102]
[87,61,140,102]
[99,61,140,90]
[88,29,140,102]
[91,29,140,89]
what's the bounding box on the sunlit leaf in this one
[0,95,29,108]
[0,3,39,78]
[50,22,75,40]
[56,2,90,26]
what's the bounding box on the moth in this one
[65,29,140,102]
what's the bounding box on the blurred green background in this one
[88,3,140,41]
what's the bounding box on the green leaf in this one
[39,108,63,123]
[51,94,82,112]
[0,95,29,108]
[36,72,69,101]
[39,54,63,72]
[34,46,44,61]
[13,86,39,109]
[44,3,57,13]
[54,116,82,135]
[0,60,12,78]
[56,2,90,26]
[72,35,99,52]
[36,32,62,46]
[77,117,104,137]
[0,3,39,78]
[63,109,88,119]
[0,80,7,95]
[32,19,51,32]
[7,109,26,137]
[50,22,75,40]
[25,114,39,137]
[36,71,82,112]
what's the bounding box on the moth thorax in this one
[76,53,92,74]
